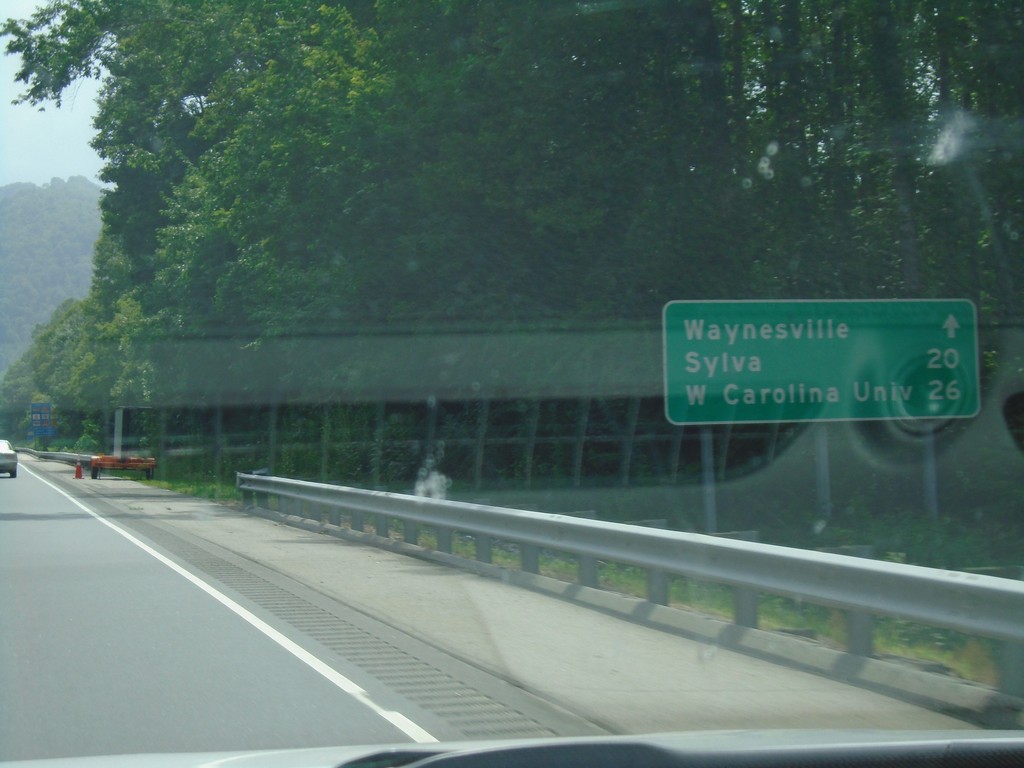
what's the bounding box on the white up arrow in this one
[943,314,960,339]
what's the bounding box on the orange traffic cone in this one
[74,459,83,480]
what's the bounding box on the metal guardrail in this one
[236,472,1024,697]
[18,448,91,467]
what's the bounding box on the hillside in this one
[0,176,102,378]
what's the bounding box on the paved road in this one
[2,456,976,761]
[0,463,445,761]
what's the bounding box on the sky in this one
[1,0,106,187]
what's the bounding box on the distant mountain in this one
[0,176,102,379]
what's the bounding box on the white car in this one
[0,440,16,478]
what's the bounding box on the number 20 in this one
[927,348,959,369]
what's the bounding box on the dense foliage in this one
[1,2,1022,509]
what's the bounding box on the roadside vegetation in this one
[4,1,1021,689]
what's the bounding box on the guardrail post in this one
[845,610,874,657]
[714,531,760,628]
[475,535,492,564]
[239,480,254,509]
[819,545,875,657]
[404,520,419,545]
[522,544,540,574]
[734,588,758,628]
[1000,641,1024,698]
[578,555,598,587]
[437,527,453,554]
[375,512,389,538]
[966,566,1024,697]
[647,569,669,606]
[327,504,341,526]
[351,508,364,532]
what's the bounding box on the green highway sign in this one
[663,299,980,425]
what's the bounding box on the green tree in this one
[4,0,1022,466]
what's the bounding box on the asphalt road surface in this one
[1,456,977,762]
[0,465,443,760]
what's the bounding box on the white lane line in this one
[22,464,438,744]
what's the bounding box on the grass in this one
[874,620,999,686]
[137,474,243,504]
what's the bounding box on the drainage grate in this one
[124,518,559,740]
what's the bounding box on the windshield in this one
[2,0,1022,763]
